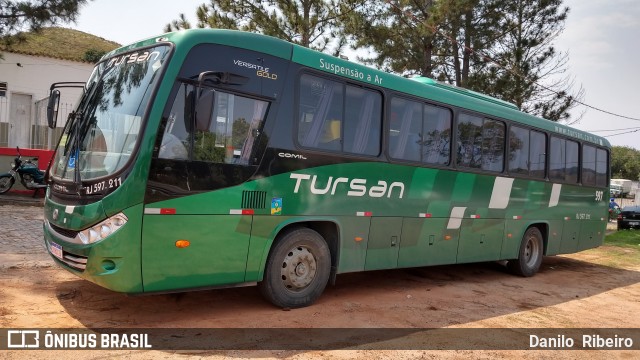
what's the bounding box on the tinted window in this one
[389,97,422,161]
[457,113,483,169]
[582,145,597,186]
[549,136,579,183]
[389,97,451,165]
[422,104,452,165]
[530,130,546,179]
[509,126,529,175]
[344,86,382,156]
[566,140,579,183]
[298,75,343,151]
[549,137,565,181]
[596,148,608,187]
[298,74,381,156]
[482,119,505,172]
[457,113,504,172]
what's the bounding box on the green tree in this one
[165,0,361,54]
[433,0,503,87]
[343,0,582,123]
[342,0,441,76]
[1,0,90,56]
[82,48,105,63]
[466,0,584,122]
[611,146,640,181]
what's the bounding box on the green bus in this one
[43,29,610,308]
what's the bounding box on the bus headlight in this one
[75,213,128,245]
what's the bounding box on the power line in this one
[587,126,640,133]
[603,129,640,138]
[383,0,640,122]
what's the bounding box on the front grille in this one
[49,222,79,239]
[241,191,267,209]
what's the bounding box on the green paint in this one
[44,29,609,298]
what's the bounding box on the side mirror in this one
[195,89,215,132]
[47,90,61,129]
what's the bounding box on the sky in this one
[68,0,640,150]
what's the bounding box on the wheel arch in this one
[521,221,549,255]
[256,218,340,282]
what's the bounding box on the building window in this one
[0,82,7,97]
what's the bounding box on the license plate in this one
[629,222,639,226]
[50,241,63,260]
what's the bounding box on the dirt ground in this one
[1,205,639,359]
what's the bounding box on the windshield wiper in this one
[68,77,105,196]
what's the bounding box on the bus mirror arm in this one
[47,89,61,129]
[197,71,249,86]
[46,81,86,129]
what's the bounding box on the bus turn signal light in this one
[175,240,190,248]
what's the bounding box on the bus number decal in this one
[595,190,604,202]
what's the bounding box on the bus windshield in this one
[51,45,170,183]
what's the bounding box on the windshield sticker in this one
[67,149,78,169]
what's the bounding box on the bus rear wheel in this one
[508,227,543,277]
[259,227,331,308]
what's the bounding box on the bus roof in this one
[109,29,610,148]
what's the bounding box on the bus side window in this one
[389,97,421,161]
[422,104,451,165]
[298,74,343,151]
[457,113,483,169]
[345,85,382,156]
[582,144,597,186]
[194,91,268,165]
[549,136,565,181]
[595,148,608,187]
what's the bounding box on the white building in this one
[0,28,119,149]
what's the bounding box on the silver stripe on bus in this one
[144,208,161,214]
[488,177,514,209]
[447,207,467,229]
[549,184,562,207]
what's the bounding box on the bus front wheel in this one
[259,227,331,308]
[508,227,544,277]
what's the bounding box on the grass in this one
[1,27,120,62]
[589,229,640,268]
[605,229,640,249]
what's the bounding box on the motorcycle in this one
[0,147,48,195]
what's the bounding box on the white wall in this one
[0,52,94,148]
[0,52,92,104]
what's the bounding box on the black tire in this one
[259,227,331,308]
[508,227,544,277]
[0,175,15,194]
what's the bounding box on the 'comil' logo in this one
[7,330,40,348]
